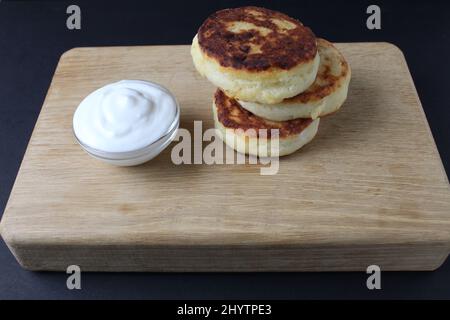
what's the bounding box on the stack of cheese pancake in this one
[191,6,351,157]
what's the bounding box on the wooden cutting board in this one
[1,43,450,272]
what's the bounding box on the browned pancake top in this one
[286,39,350,103]
[198,6,317,71]
[215,89,313,138]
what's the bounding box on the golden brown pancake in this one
[214,89,313,138]
[286,39,350,104]
[198,6,317,71]
[238,38,351,120]
[213,89,320,157]
[191,7,321,104]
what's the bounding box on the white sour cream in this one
[73,80,178,153]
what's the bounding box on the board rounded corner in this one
[379,41,405,58]
[59,47,85,62]
[0,218,30,250]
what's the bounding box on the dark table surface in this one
[1,0,450,299]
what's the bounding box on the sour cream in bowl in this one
[73,80,180,166]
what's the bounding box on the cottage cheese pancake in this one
[238,39,351,121]
[213,89,320,157]
[191,6,320,104]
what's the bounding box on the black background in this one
[1,0,450,299]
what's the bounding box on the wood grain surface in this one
[1,43,450,271]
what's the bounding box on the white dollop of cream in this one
[73,80,178,153]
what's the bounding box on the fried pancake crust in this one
[286,39,350,104]
[238,38,351,120]
[198,6,317,71]
[214,89,313,138]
